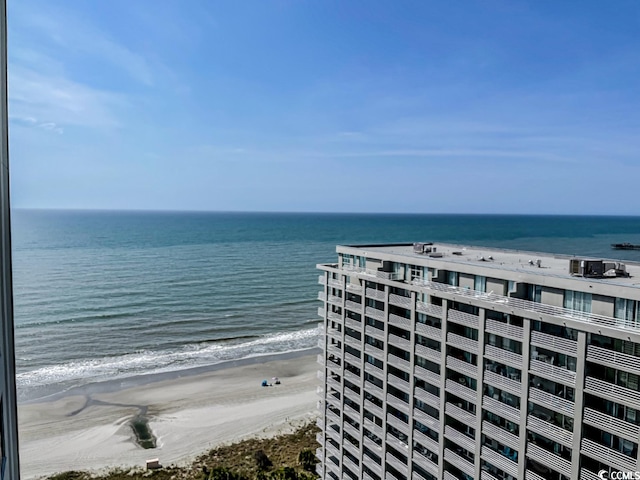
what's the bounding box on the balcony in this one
[345,317,362,331]
[364,360,384,379]
[587,345,640,376]
[485,318,523,340]
[581,438,637,472]
[318,306,325,317]
[415,281,628,333]
[318,274,326,285]
[386,393,410,415]
[413,451,439,477]
[386,432,409,452]
[526,443,571,478]
[344,335,361,350]
[343,456,360,478]
[580,469,603,480]
[343,368,360,385]
[447,332,479,353]
[387,413,410,434]
[343,401,360,420]
[415,365,441,387]
[584,376,640,408]
[531,331,577,356]
[445,425,476,453]
[415,322,443,341]
[364,383,384,404]
[389,332,412,350]
[413,428,440,455]
[366,287,386,301]
[365,324,385,342]
[318,292,326,302]
[446,356,478,379]
[388,354,411,373]
[365,306,385,321]
[317,354,325,366]
[529,359,576,387]
[484,345,523,370]
[328,277,343,288]
[387,372,410,391]
[416,301,443,317]
[389,313,412,331]
[346,282,363,294]
[345,299,361,313]
[415,343,441,363]
[328,310,342,323]
[447,309,480,329]
[386,452,409,478]
[389,293,412,309]
[524,470,547,480]
[364,401,384,422]
[413,408,440,432]
[528,387,574,416]
[527,414,573,448]
[343,420,360,440]
[364,342,384,358]
[583,407,640,443]
[364,416,383,438]
[445,402,476,425]
[445,379,477,404]
[414,387,440,410]
[482,395,520,424]
[483,370,522,396]
[482,420,519,450]
[344,350,361,366]
[481,446,518,478]
[363,434,381,455]
[444,448,475,477]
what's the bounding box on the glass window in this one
[474,275,486,292]
[614,298,640,326]
[447,271,459,287]
[564,290,592,313]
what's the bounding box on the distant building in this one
[316,243,640,480]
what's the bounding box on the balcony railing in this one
[345,299,361,313]
[587,345,640,376]
[318,274,326,285]
[584,376,640,408]
[386,432,409,452]
[415,344,441,365]
[413,428,440,455]
[386,452,409,477]
[447,309,480,329]
[364,342,384,358]
[414,387,440,410]
[583,407,640,442]
[328,277,343,288]
[365,306,385,321]
[529,359,576,386]
[343,335,360,350]
[528,387,574,416]
[346,282,363,294]
[389,313,412,330]
[527,414,573,448]
[445,425,476,453]
[414,365,441,387]
[416,301,443,317]
[482,395,520,424]
[413,450,439,477]
[483,370,522,396]
[415,322,442,341]
[318,306,325,317]
[389,293,412,309]
[447,332,479,353]
[482,420,519,450]
[343,456,360,478]
[327,310,342,323]
[387,393,410,415]
[445,401,476,425]
[318,292,326,302]
[484,345,523,369]
[345,317,361,331]
[415,280,629,333]
[446,356,478,379]
[526,443,571,478]
[444,448,475,477]
[364,324,385,342]
[531,331,578,356]
[344,350,361,366]
[413,408,440,432]
[485,318,523,340]
[366,287,386,301]
[364,416,383,439]
[581,438,638,472]
[387,413,410,434]
[387,372,410,391]
[445,379,477,404]
[580,468,604,480]
[481,446,519,478]
[389,332,412,349]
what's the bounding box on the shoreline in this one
[18,351,320,479]
[19,347,321,405]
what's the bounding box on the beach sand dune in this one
[18,354,319,479]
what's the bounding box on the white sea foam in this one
[17,327,320,390]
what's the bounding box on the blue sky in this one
[8,1,640,214]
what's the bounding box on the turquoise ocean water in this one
[11,210,640,401]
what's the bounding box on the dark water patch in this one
[131,414,156,449]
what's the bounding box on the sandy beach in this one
[18,352,320,479]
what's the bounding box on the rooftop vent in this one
[569,259,629,278]
[413,242,434,254]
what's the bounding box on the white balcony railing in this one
[415,343,442,363]
[484,344,523,369]
[584,376,640,408]
[485,318,523,340]
[529,359,576,387]
[447,309,480,329]
[587,345,640,376]
[530,331,578,356]
[446,356,478,379]
[583,407,640,442]
[415,322,442,341]
[528,387,574,416]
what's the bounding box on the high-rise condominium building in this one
[316,243,640,480]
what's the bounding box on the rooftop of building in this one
[338,242,640,288]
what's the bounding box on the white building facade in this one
[316,243,640,480]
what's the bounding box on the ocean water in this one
[11,210,640,401]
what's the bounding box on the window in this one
[474,275,486,292]
[614,298,640,327]
[564,290,591,313]
[447,271,459,287]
